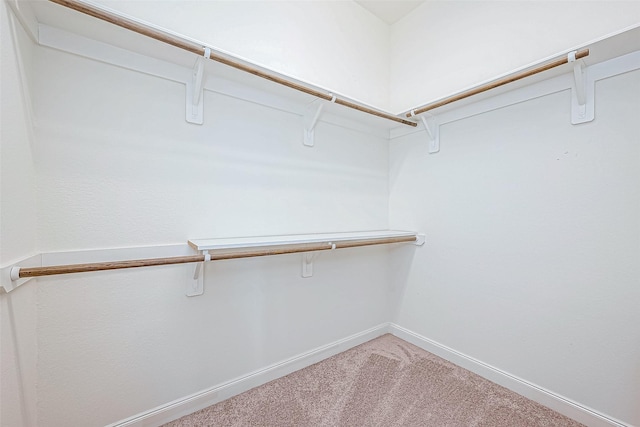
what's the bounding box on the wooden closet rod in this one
[406,48,590,117]
[12,235,417,279]
[49,0,417,127]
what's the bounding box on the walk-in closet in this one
[2,1,639,426]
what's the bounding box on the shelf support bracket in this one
[186,251,209,296]
[1,254,41,294]
[3,267,28,293]
[411,110,440,153]
[185,47,210,125]
[301,252,316,277]
[304,95,336,147]
[568,50,594,124]
[301,242,335,277]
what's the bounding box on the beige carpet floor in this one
[164,334,585,427]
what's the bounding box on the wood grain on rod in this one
[208,235,418,260]
[209,242,335,260]
[333,235,417,248]
[49,0,416,127]
[406,48,590,117]
[18,255,206,278]
[334,99,417,127]
[16,236,417,278]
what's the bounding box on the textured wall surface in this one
[389,69,640,426]
[2,1,639,426]
[92,0,391,110]
[390,1,640,112]
[27,41,393,425]
[0,3,38,426]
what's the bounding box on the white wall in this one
[0,2,38,426]
[1,1,37,264]
[32,47,390,251]
[91,0,391,110]
[389,69,640,425]
[5,2,640,426]
[390,1,640,112]
[25,38,394,425]
[73,1,640,114]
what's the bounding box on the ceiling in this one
[355,0,425,25]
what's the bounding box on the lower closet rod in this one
[11,235,417,279]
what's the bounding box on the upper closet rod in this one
[49,0,417,128]
[406,48,590,117]
[10,235,417,279]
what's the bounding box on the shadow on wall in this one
[1,290,35,427]
[388,244,419,322]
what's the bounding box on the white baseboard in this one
[106,323,390,427]
[108,323,631,427]
[388,323,631,427]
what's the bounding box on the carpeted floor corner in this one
[163,334,585,427]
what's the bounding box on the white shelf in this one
[188,230,420,251]
[22,1,415,134]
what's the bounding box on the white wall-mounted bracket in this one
[303,94,336,147]
[414,233,426,246]
[568,51,594,124]
[301,252,316,277]
[185,47,210,125]
[186,251,210,296]
[301,243,335,277]
[1,254,41,294]
[3,266,30,293]
[410,110,440,153]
